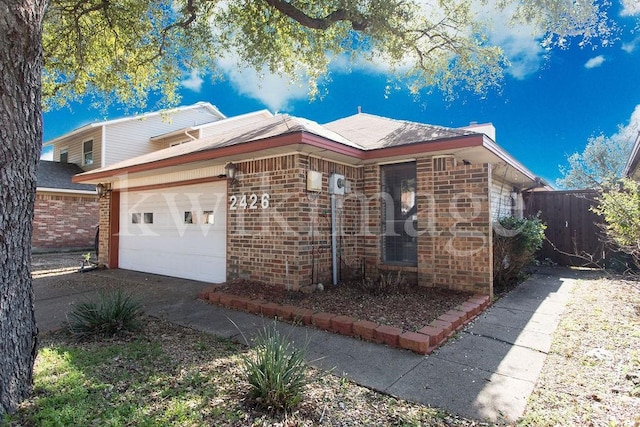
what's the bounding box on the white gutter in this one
[37,187,97,196]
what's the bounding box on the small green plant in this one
[593,178,640,269]
[66,289,143,340]
[493,215,546,290]
[242,325,309,410]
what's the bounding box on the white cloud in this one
[622,35,640,53]
[489,24,545,79]
[40,146,53,161]
[180,69,204,92]
[584,55,606,69]
[621,0,640,16]
[469,1,546,79]
[216,56,309,112]
[615,104,640,143]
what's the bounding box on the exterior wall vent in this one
[432,155,457,172]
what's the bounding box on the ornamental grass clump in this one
[242,325,309,411]
[66,289,143,340]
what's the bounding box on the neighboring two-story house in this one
[35,102,226,252]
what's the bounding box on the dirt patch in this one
[216,280,472,332]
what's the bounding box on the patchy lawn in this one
[9,318,477,426]
[521,275,640,426]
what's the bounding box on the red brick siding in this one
[97,191,111,265]
[226,154,363,289]
[416,160,493,295]
[32,191,99,251]
[363,164,381,278]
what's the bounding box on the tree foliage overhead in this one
[557,132,633,190]
[42,0,617,112]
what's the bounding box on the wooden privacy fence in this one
[523,190,609,267]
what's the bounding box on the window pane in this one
[380,162,417,265]
[83,140,93,165]
[131,213,141,224]
[143,213,153,224]
[202,211,214,224]
[60,149,68,163]
[184,211,194,224]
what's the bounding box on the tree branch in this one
[263,0,368,31]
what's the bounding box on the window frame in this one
[59,147,69,163]
[380,161,418,266]
[82,139,94,166]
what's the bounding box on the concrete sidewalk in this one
[33,266,590,423]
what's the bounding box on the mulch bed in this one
[215,280,472,332]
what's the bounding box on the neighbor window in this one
[59,148,68,163]
[184,211,194,224]
[131,213,141,224]
[83,140,93,165]
[143,213,154,224]
[380,162,417,265]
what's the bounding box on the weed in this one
[66,289,143,340]
[242,325,309,410]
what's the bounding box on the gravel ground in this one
[215,279,472,332]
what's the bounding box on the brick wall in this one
[417,160,493,296]
[97,191,111,265]
[226,154,364,289]
[363,164,381,278]
[32,191,99,252]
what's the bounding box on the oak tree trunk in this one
[0,0,47,416]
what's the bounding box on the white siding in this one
[52,128,103,171]
[491,179,515,220]
[104,106,223,166]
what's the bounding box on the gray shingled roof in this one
[323,113,476,149]
[37,161,96,192]
[78,113,360,175]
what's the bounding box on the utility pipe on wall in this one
[331,193,338,286]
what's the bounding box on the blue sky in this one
[42,2,640,187]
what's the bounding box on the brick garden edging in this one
[197,287,491,355]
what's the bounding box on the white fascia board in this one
[482,136,540,184]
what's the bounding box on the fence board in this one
[523,190,607,267]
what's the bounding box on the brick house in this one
[36,102,226,251]
[33,161,99,252]
[74,110,544,296]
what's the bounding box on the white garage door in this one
[118,181,226,282]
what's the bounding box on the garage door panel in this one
[118,182,226,283]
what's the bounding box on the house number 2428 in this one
[229,193,270,210]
